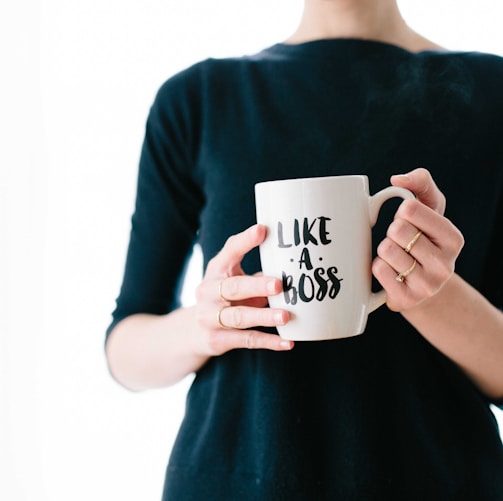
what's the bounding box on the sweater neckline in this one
[264,37,449,60]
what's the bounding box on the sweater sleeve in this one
[484,190,503,410]
[106,65,205,341]
[474,55,503,410]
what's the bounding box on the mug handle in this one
[367,186,415,313]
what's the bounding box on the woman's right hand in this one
[194,224,294,355]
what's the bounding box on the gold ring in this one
[219,279,230,303]
[404,230,422,254]
[217,306,230,329]
[396,259,417,283]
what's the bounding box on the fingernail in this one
[267,279,278,294]
[280,340,293,349]
[391,174,410,180]
[274,312,285,324]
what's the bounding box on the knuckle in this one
[416,167,431,184]
[372,257,385,276]
[195,282,206,303]
[225,276,241,299]
[223,233,237,251]
[232,307,244,328]
[453,228,465,253]
[205,254,219,274]
[441,226,463,256]
[387,218,408,241]
[377,238,395,258]
[372,258,390,283]
[398,199,419,219]
[245,331,257,350]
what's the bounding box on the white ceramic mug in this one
[255,175,414,341]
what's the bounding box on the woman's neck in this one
[286,0,443,53]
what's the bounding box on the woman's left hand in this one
[372,167,465,312]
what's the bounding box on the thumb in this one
[391,167,446,215]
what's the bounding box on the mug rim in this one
[255,174,368,188]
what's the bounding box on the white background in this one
[1,1,503,500]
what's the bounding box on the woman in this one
[106,0,503,498]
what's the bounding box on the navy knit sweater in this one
[108,39,503,500]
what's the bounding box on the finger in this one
[372,257,418,311]
[382,216,459,291]
[386,217,435,260]
[376,237,423,284]
[220,275,282,303]
[216,305,289,331]
[391,167,446,214]
[206,224,267,277]
[373,250,452,312]
[240,331,294,351]
[211,329,294,352]
[375,233,455,306]
[393,201,464,254]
